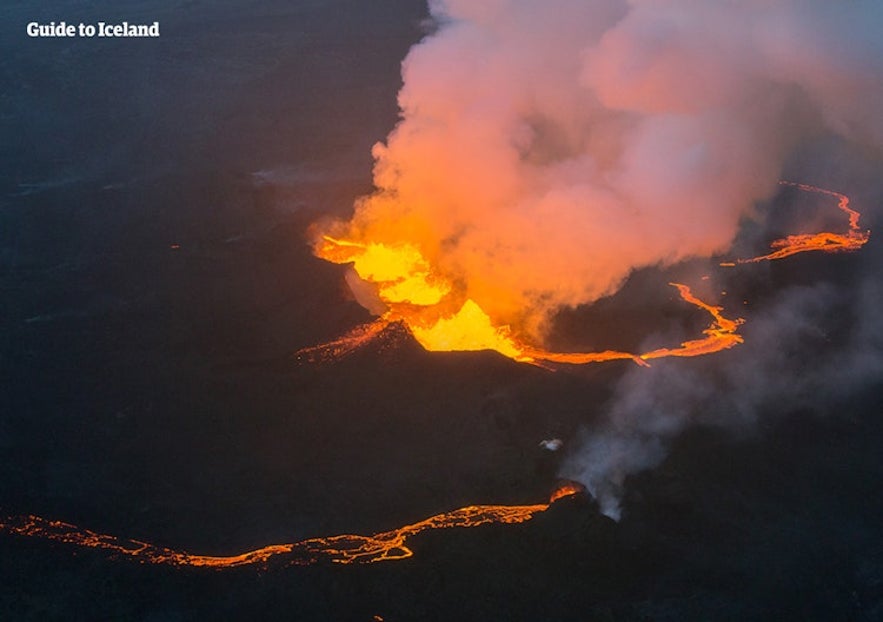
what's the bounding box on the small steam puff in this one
[338,0,883,336]
[561,279,883,520]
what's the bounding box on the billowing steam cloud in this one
[331,0,883,336]
[327,1,883,516]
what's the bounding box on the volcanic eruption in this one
[3,0,882,570]
[307,0,881,519]
[309,0,877,364]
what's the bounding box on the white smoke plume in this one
[561,275,883,520]
[335,0,883,336]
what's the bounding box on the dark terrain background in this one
[1,1,882,620]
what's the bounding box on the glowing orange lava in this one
[317,236,450,305]
[0,489,580,568]
[312,181,868,368]
[316,235,531,361]
[524,283,745,365]
[295,282,745,368]
[294,319,392,364]
[724,181,869,265]
[549,481,586,502]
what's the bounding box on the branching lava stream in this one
[0,485,583,568]
[721,181,870,265]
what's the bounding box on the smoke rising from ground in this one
[561,273,883,520]
[331,0,883,336]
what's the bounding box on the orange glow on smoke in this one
[724,181,869,265]
[0,489,579,568]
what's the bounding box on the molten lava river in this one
[0,182,869,568]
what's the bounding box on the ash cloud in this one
[332,0,883,336]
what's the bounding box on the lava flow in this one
[0,485,582,568]
[523,283,744,366]
[295,281,744,368]
[309,181,869,368]
[309,228,745,367]
[722,181,870,265]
